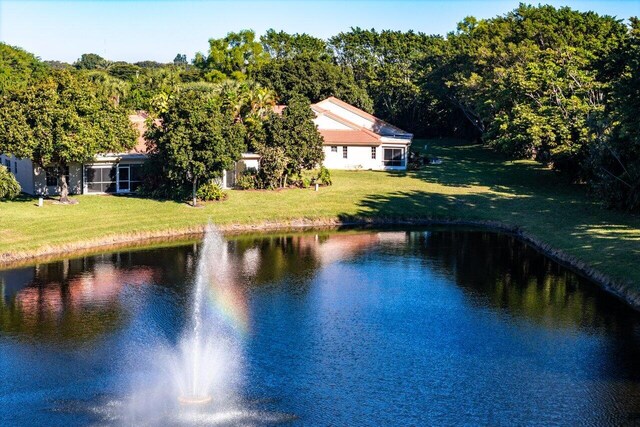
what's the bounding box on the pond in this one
[1,228,640,425]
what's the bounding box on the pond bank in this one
[1,216,639,312]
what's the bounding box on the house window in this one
[371,147,376,160]
[14,161,17,174]
[331,146,337,153]
[4,158,10,169]
[383,148,404,167]
[129,164,143,192]
[45,166,69,187]
[343,146,348,159]
[85,165,116,193]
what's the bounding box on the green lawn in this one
[1,139,639,289]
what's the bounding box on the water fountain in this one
[169,225,243,408]
[122,225,246,423]
[53,225,294,424]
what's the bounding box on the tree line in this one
[0,3,638,210]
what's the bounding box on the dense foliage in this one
[586,18,640,211]
[0,165,21,199]
[257,95,325,188]
[144,87,246,206]
[0,42,46,93]
[0,70,136,202]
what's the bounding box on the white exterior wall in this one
[322,144,410,171]
[1,154,35,195]
[316,102,374,130]
[313,114,351,130]
[323,145,381,170]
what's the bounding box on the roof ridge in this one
[311,104,382,140]
[321,96,410,135]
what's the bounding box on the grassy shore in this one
[1,139,639,289]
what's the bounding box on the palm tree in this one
[86,72,130,107]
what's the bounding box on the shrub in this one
[317,166,332,186]
[0,165,21,199]
[196,181,227,201]
[301,177,311,188]
[236,169,257,190]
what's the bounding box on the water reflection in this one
[2,229,638,343]
[1,228,640,425]
[411,230,640,332]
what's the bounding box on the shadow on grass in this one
[404,140,573,197]
[337,139,640,285]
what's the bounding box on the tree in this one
[259,95,324,186]
[107,62,141,81]
[0,70,137,203]
[0,43,46,93]
[0,165,21,199]
[86,71,130,107]
[437,5,627,174]
[194,30,269,81]
[261,29,330,60]
[44,60,72,70]
[173,53,188,66]
[587,18,640,211]
[254,55,372,111]
[74,53,110,70]
[145,87,246,206]
[330,28,465,137]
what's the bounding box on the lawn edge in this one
[1,216,638,312]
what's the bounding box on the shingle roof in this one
[319,130,381,145]
[273,97,411,147]
[319,96,410,136]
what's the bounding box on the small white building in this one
[312,97,413,170]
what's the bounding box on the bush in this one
[0,166,21,199]
[236,169,257,190]
[300,177,311,188]
[317,166,332,186]
[196,181,227,201]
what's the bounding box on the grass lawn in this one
[1,139,639,288]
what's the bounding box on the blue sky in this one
[1,0,638,63]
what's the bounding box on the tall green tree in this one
[438,5,627,173]
[261,29,331,60]
[254,55,372,111]
[74,53,110,70]
[145,87,246,206]
[194,30,268,81]
[0,43,46,93]
[0,70,136,202]
[330,29,447,135]
[259,95,324,186]
[587,18,640,211]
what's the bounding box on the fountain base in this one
[178,395,213,405]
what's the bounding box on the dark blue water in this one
[1,229,640,426]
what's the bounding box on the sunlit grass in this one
[1,138,639,288]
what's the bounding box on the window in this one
[14,161,17,174]
[383,148,404,167]
[331,146,337,153]
[127,164,144,192]
[45,166,69,187]
[85,166,116,193]
[371,147,377,160]
[343,146,348,159]
[4,159,10,169]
